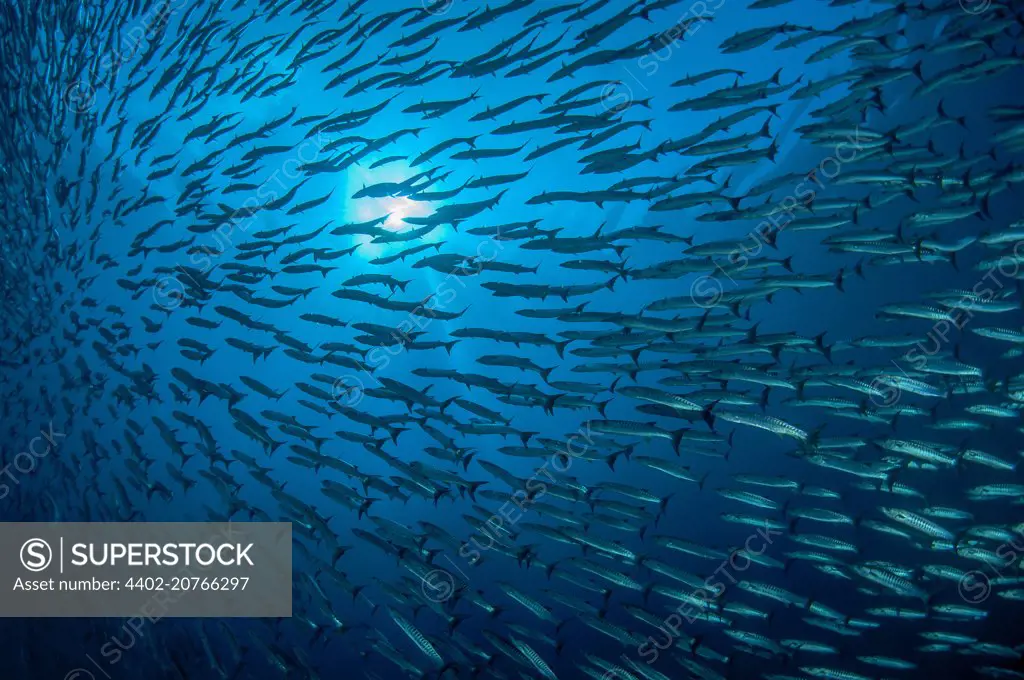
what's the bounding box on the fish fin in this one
[671,428,687,456]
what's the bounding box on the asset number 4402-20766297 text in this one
[124,576,249,591]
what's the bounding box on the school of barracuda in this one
[1,0,1023,677]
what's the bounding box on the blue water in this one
[2,0,1024,678]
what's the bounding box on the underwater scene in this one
[2,0,1024,677]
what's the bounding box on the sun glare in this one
[343,159,445,259]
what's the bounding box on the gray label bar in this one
[1,522,291,617]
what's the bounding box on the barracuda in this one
[878,438,958,466]
[851,565,927,600]
[792,534,858,553]
[880,507,955,540]
[511,637,557,680]
[387,608,444,667]
[781,639,839,654]
[561,528,638,563]
[715,410,810,441]
[717,488,780,510]
[788,507,855,525]
[738,581,809,607]
[573,559,644,591]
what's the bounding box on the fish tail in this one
[671,428,686,456]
